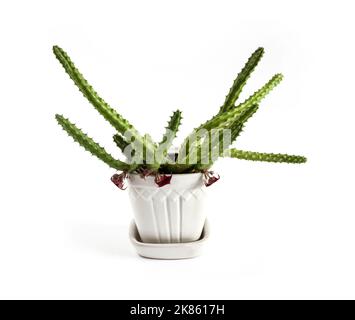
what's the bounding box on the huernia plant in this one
[53,46,306,188]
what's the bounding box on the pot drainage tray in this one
[129,220,209,260]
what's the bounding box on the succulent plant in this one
[53,45,306,187]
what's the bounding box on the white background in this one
[0,0,354,299]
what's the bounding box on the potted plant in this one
[53,46,306,259]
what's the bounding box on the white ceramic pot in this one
[128,173,207,243]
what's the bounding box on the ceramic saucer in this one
[129,220,209,260]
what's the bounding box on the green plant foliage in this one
[177,73,283,164]
[195,104,260,171]
[53,46,135,135]
[53,46,306,175]
[227,149,307,163]
[219,47,264,114]
[53,46,156,168]
[148,110,183,170]
[113,134,129,152]
[56,115,131,171]
[158,110,182,156]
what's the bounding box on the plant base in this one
[129,220,210,260]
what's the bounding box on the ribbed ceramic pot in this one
[127,173,207,243]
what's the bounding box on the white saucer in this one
[129,220,209,260]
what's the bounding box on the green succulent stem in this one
[156,110,182,162]
[229,104,259,143]
[113,134,129,152]
[158,110,182,153]
[178,73,283,163]
[56,115,131,171]
[219,47,264,114]
[226,149,307,164]
[194,104,260,171]
[53,46,306,175]
[53,46,157,168]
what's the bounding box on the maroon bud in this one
[204,171,220,187]
[139,168,153,179]
[154,174,172,187]
[111,172,127,190]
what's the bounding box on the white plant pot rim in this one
[128,172,204,188]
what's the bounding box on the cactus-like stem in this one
[229,104,259,142]
[178,102,257,165]
[56,115,131,170]
[204,74,283,131]
[210,74,282,129]
[194,104,259,171]
[113,133,129,152]
[143,110,183,171]
[142,133,157,166]
[234,73,283,111]
[113,134,140,172]
[177,107,242,164]
[52,46,156,166]
[53,46,306,175]
[143,133,157,149]
[158,110,182,157]
[226,149,307,163]
[53,46,134,134]
[178,74,283,162]
[219,47,264,114]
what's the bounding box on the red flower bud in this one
[154,174,172,187]
[111,172,127,190]
[204,171,220,187]
[139,168,153,179]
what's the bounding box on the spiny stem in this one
[56,114,131,171]
[226,149,307,163]
[178,74,283,162]
[53,46,157,167]
[158,110,182,151]
[54,46,306,174]
[234,73,283,110]
[229,104,259,142]
[113,134,129,152]
[219,47,264,114]
[53,46,133,134]
[195,104,260,171]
